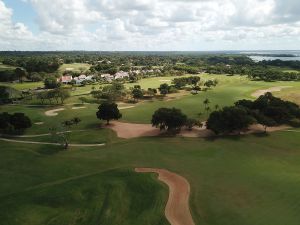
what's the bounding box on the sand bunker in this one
[65,68,74,71]
[251,86,291,98]
[45,106,87,116]
[45,108,65,116]
[247,124,291,133]
[135,168,195,225]
[108,122,160,138]
[107,121,290,139]
[119,106,135,110]
[34,122,44,125]
[71,106,86,110]
[108,121,212,139]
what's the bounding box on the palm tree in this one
[203,98,210,115]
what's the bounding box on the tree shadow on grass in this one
[37,145,62,155]
[204,131,270,142]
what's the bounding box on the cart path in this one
[135,168,195,225]
[0,138,105,147]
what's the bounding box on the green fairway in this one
[0,63,16,71]
[121,74,300,123]
[1,72,300,225]
[58,63,91,74]
[1,130,300,225]
[2,82,44,90]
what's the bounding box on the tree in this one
[204,79,218,89]
[207,106,255,135]
[254,113,277,133]
[10,113,32,131]
[72,117,81,125]
[14,68,26,83]
[0,112,11,131]
[185,118,201,131]
[96,102,122,125]
[55,88,70,104]
[44,77,61,89]
[203,98,210,114]
[151,107,187,131]
[158,83,170,96]
[188,76,200,87]
[0,86,10,104]
[131,85,144,102]
[147,88,157,97]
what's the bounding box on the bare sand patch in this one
[108,121,212,139]
[135,168,195,225]
[247,124,291,133]
[71,106,86,110]
[180,126,215,138]
[251,86,291,98]
[119,106,135,110]
[107,121,290,139]
[45,108,65,116]
[108,121,160,138]
[34,122,44,125]
[65,68,74,71]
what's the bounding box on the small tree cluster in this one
[235,92,300,131]
[207,93,300,134]
[172,76,201,89]
[44,77,61,89]
[151,107,201,132]
[0,112,32,133]
[37,88,70,104]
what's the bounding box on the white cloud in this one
[0,0,300,50]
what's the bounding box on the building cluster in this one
[58,74,94,84]
[58,69,161,84]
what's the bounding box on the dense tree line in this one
[258,59,300,70]
[207,93,300,135]
[248,68,300,81]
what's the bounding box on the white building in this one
[114,71,129,80]
[101,74,114,82]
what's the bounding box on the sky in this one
[0,0,300,51]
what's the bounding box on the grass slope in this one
[1,130,300,225]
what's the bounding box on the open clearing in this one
[251,86,292,97]
[136,168,195,225]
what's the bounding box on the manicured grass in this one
[0,63,16,71]
[121,74,300,123]
[1,130,300,225]
[1,73,300,225]
[1,81,44,90]
[58,63,91,74]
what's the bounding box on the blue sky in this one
[0,0,300,51]
[3,0,38,33]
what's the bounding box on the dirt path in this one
[0,138,105,147]
[135,168,195,225]
[251,86,291,98]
